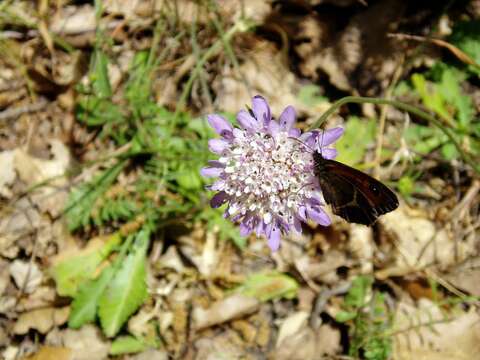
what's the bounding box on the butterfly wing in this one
[314,156,399,226]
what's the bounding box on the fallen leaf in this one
[50,325,110,360]
[276,311,310,347]
[393,299,480,359]
[272,327,317,360]
[14,307,70,335]
[192,294,260,330]
[50,5,96,35]
[378,206,475,278]
[13,140,70,217]
[23,346,71,360]
[0,150,15,198]
[443,256,480,296]
[10,260,43,294]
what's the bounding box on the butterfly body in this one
[313,151,399,226]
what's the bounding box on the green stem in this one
[310,96,480,174]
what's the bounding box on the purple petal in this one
[208,180,225,191]
[267,222,281,252]
[288,128,301,138]
[208,139,229,154]
[207,114,233,137]
[268,120,280,136]
[237,110,258,131]
[240,221,253,236]
[252,95,271,127]
[301,131,320,150]
[318,127,344,147]
[306,206,331,226]
[200,167,223,178]
[297,206,307,221]
[321,148,337,159]
[293,216,302,233]
[279,106,296,131]
[210,191,229,208]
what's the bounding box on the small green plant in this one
[55,34,242,350]
[336,276,392,360]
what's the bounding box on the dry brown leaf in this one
[47,325,110,360]
[127,349,168,360]
[9,260,43,294]
[13,140,70,217]
[0,198,42,258]
[192,294,260,330]
[0,150,15,198]
[443,257,480,297]
[14,307,69,335]
[213,41,304,118]
[276,311,310,347]
[393,299,480,360]
[377,206,476,278]
[50,5,96,35]
[273,327,317,360]
[22,346,71,360]
[348,224,374,273]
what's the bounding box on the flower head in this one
[201,95,343,252]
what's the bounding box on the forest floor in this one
[0,1,479,359]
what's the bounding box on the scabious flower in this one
[201,95,344,252]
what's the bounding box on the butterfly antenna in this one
[288,136,315,153]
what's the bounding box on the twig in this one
[374,58,404,178]
[388,33,480,70]
[0,98,48,121]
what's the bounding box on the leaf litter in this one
[0,1,479,359]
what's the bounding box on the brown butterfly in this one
[313,151,399,226]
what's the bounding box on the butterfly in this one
[313,151,399,226]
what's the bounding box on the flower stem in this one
[310,96,480,174]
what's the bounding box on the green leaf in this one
[345,275,373,309]
[65,161,127,231]
[335,117,376,166]
[234,271,298,302]
[335,311,357,323]
[99,230,150,337]
[110,336,148,355]
[411,73,453,124]
[449,20,480,75]
[441,142,459,160]
[297,84,328,107]
[91,50,112,98]
[176,165,203,190]
[50,233,121,297]
[397,176,415,197]
[68,264,116,328]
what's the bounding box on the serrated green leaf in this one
[110,336,148,355]
[234,271,298,302]
[50,233,121,297]
[99,230,150,337]
[65,161,126,231]
[68,264,116,328]
[345,275,373,308]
